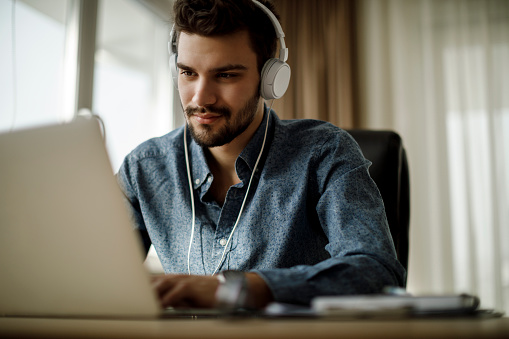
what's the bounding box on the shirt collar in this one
[189,135,210,190]
[237,104,274,175]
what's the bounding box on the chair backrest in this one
[347,130,410,273]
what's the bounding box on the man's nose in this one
[192,78,217,108]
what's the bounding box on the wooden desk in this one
[1,316,508,339]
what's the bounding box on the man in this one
[117,0,405,310]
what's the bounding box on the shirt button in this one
[195,179,200,185]
[219,238,227,246]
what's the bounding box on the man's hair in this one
[172,0,280,72]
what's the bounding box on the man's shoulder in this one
[126,126,185,162]
[278,118,339,130]
[275,118,348,144]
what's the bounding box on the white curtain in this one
[358,0,509,313]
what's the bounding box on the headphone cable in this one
[211,100,273,275]
[185,101,274,275]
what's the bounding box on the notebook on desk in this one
[0,118,165,318]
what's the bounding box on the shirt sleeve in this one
[116,157,152,254]
[253,129,406,305]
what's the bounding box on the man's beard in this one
[184,91,260,148]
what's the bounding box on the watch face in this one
[216,271,248,309]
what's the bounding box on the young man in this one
[117,0,405,309]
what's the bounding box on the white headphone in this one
[168,0,291,100]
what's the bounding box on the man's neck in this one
[206,104,265,205]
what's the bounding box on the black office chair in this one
[347,130,410,274]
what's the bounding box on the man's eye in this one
[180,70,194,77]
[217,73,237,79]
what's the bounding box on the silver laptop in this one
[0,118,161,318]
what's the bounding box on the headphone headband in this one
[251,0,288,62]
[168,1,287,60]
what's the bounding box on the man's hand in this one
[151,274,219,309]
[151,273,274,309]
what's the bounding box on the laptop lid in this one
[0,118,160,317]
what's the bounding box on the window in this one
[1,0,175,172]
[0,0,77,132]
[93,0,173,171]
[443,20,509,310]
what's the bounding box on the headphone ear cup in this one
[260,58,291,100]
[169,53,179,89]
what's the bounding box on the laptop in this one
[0,118,162,318]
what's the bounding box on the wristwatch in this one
[215,270,249,309]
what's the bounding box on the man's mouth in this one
[186,106,231,125]
[192,112,222,125]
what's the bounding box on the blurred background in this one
[1,0,508,314]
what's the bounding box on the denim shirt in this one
[117,107,406,305]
